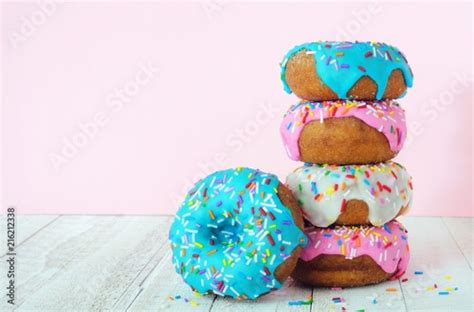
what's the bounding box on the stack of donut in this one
[168,41,415,300]
[279,41,414,287]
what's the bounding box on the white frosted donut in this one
[286,161,413,227]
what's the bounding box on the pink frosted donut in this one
[292,220,410,287]
[280,100,407,165]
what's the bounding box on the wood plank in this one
[397,216,473,311]
[0,214,60,255]
[442,217,473,269]
[0,215,171,311]
[120,250,217,311]
[210,278,312,312]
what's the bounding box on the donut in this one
[169,167,307,299]
[280,41,414,101]
[292,221,410,287]
[286,162,412,227]
[280,100,406,164]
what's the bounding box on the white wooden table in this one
[0,215,472,311]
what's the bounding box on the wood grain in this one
[0,216,472,311]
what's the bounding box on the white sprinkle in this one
[256,229,267,239]
[314,240,321,249]
[230,287,240,296]
[387,115,396,122]
[209,176,216,188]
[270,254,277,266]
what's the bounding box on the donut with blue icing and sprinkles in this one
[281,41,414,101]
[169,167,307,300]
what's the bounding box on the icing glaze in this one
[301,220,410,278]
[169,167,307,299]
[286,162,412,227]
[280,100,407,161]
[280,41,414,100]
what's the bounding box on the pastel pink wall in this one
[1,1,472,216]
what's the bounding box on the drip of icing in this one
[286,162,413,227]
[169,167,307,299]
[301,221,410,278]
[280,41,414,100]
[280,100,407,161]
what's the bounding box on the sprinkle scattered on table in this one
[167,294,200,307]
[288,271,460,310]
[288,294,313,306]
[288,300,312,306]
[332,296,346,304]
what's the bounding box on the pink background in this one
[1,1,472,216]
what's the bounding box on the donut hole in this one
[209,217,242,246]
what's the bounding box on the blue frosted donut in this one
[281,41,414,101]
[169,167,307,299]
